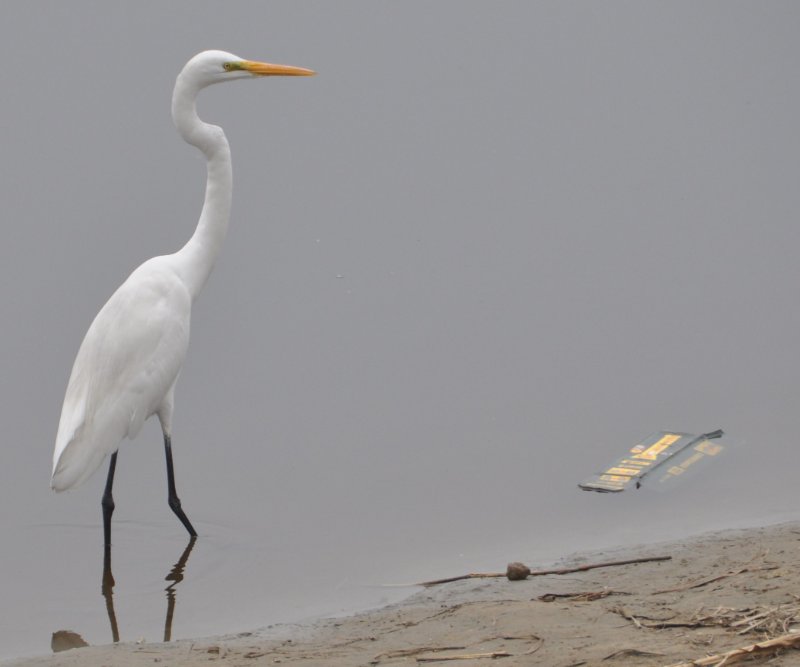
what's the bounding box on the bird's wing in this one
[52,259,192,491]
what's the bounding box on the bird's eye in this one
[223,62,233,71]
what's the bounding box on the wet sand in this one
[7,522,800,666]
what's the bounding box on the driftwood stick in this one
[664,631,800,666]
[538,589,627,602]
[612,606,709,630]
[529,556,672,576]
[417,651,512,662]
[419,572,504,587]
[370,646,465,664]
[417,555,671,587]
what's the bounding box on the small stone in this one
[506,562,531,581]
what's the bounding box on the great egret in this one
[51,50,314,545]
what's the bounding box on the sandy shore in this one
[8,522,800,666]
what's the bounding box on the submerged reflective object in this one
[579,429,725,493]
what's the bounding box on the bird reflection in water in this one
[162,536,196,641]
[53,536,197,652]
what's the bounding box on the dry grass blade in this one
[602,648,664,660]
[522,637,545,655]
[611,604,800,634]
[728,604,800,635]
[664,631,800,666]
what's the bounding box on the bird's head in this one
[180,49,315,89]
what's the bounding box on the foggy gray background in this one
[1,1,799,660]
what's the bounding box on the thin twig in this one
[522,637,545,655]
[418,572,504,587]
[370,646,465,664]
[652,564,778,595]
[612,607,712,630]
[416,651,512,662]
[538,590,628,602]
[394,600,517,630]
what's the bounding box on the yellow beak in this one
[240,60,316,77]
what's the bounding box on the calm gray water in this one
[3,432,798,660]
[2,2,800,661]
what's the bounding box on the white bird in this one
[51,50,315,544]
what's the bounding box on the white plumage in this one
[52,258,191,491]
[51,50,314,542]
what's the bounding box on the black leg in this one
[164,434,197,537]
[101,452,120,642]
[102,452,118,547]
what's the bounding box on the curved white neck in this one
[170,74,232,300]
